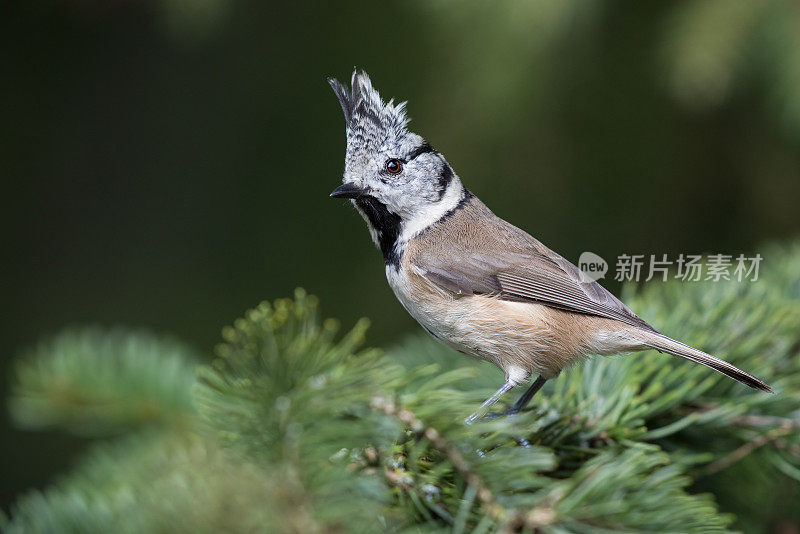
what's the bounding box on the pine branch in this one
[1,432,285,533]
[4,243,800,532]
[9,327,199,436]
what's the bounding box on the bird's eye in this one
[385,159,403,174]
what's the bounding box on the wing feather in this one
[409,195,656,333]
[414,244,655,332]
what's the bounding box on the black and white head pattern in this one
[329,70,468,267]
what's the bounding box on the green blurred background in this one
[2,0,799,513]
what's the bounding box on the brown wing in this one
[411,197,657,333]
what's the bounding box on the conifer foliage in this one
[3,244,800,533]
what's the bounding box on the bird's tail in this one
[634,330,772,393]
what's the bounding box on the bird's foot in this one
[465,407,529,425]
[484,408,522,419]
[464,411,483,425]
[467,410,514,423]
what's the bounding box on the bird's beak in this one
[329,182,367,199]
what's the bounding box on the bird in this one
[327,70,772,424]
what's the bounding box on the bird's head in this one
[328,70,466,263]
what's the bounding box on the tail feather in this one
[636,331,772,393]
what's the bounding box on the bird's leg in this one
[464,381,515,425]
[483,375,547,419]
[501,375,547,416]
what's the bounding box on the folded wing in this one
[414,237,656,333]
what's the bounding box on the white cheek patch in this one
[397,178,464,244]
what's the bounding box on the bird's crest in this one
[328,70,410,156]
